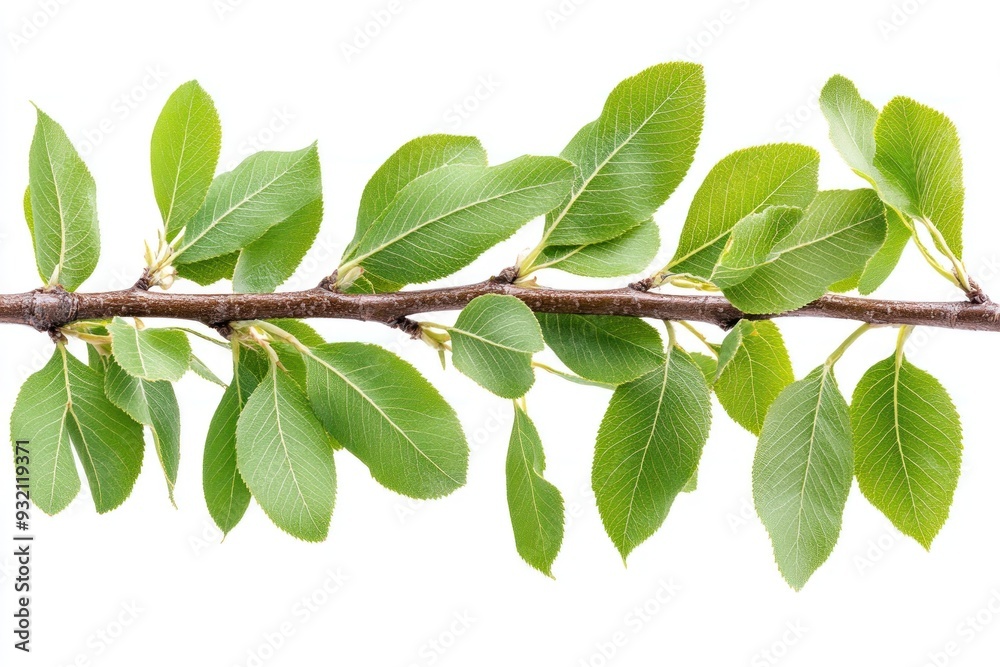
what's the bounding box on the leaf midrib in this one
[542,68,698,247]
[309,351,459,486]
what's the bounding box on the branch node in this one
[966,278,990,304]
[389,316,423,339]
[491,266,519,285]
[317,272,338,292]
[27,286,78,333]
[133,268,151,291]
[628,277,654,292]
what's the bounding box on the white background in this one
[1,0,999,665]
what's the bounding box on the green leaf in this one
[350,134,487,253]
[874,96,964,257]
[819,75,880,186]
[753,365,853,590]
[340,156,574,288]
[536,313,663,385]
[10,351,80,515]
[266,319,324,390]
[687,352,717,386]
[23,185,33,237]
[507,405,564,576]
[533,218,660,278]
[236,364,337,542]
[857,206,910,295]
[189,353,227,387]
[109,318,191,382]
[542,62,704,246]
[668,144,820,279]
[305,343,468,499]
[820,76,911,293]
[151,80,222,240]
[25,347,145,513]
[593,348,711,559]
[29,107,100,290]
[232,197,323,292]
[713,190,887,314]
[175,251,238,286]
[204,348,267,534]
[176,144,322,263]
[450,295,544,398]
[714,320,794,435]
[104,358,181,504]
[851,353,962,548]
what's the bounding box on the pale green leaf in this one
[61,347,145,513]
[341,156,574,288]
[151,80,221,239]
[451,295,544,398]
[593,348,711,559]
[851,354,962,548]
[542,63,704,246]
[236,364,337,542]
[350,134,487,253]
[233,197,323,292]
[715,320,794,435]
[753,365,853,590]
[668,144,819,279]
[104,358,181,504]
[874,96,964,257]
[713,190,887,314]
[204,348,267,534]
[305,343,468,499]
[10,351,80,515]
[536,313,663,385]
[29,107,99,290]
[176,144,321,263]
[819,75,880,186]
[109,318,191,382]
[507,405,564,576]
[533,218,660,278]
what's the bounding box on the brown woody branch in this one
[2,279,999,336]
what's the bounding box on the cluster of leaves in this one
[11,64,967,588]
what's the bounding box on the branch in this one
[3,281,1000,335]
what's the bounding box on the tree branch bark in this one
[2,281,999,335]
